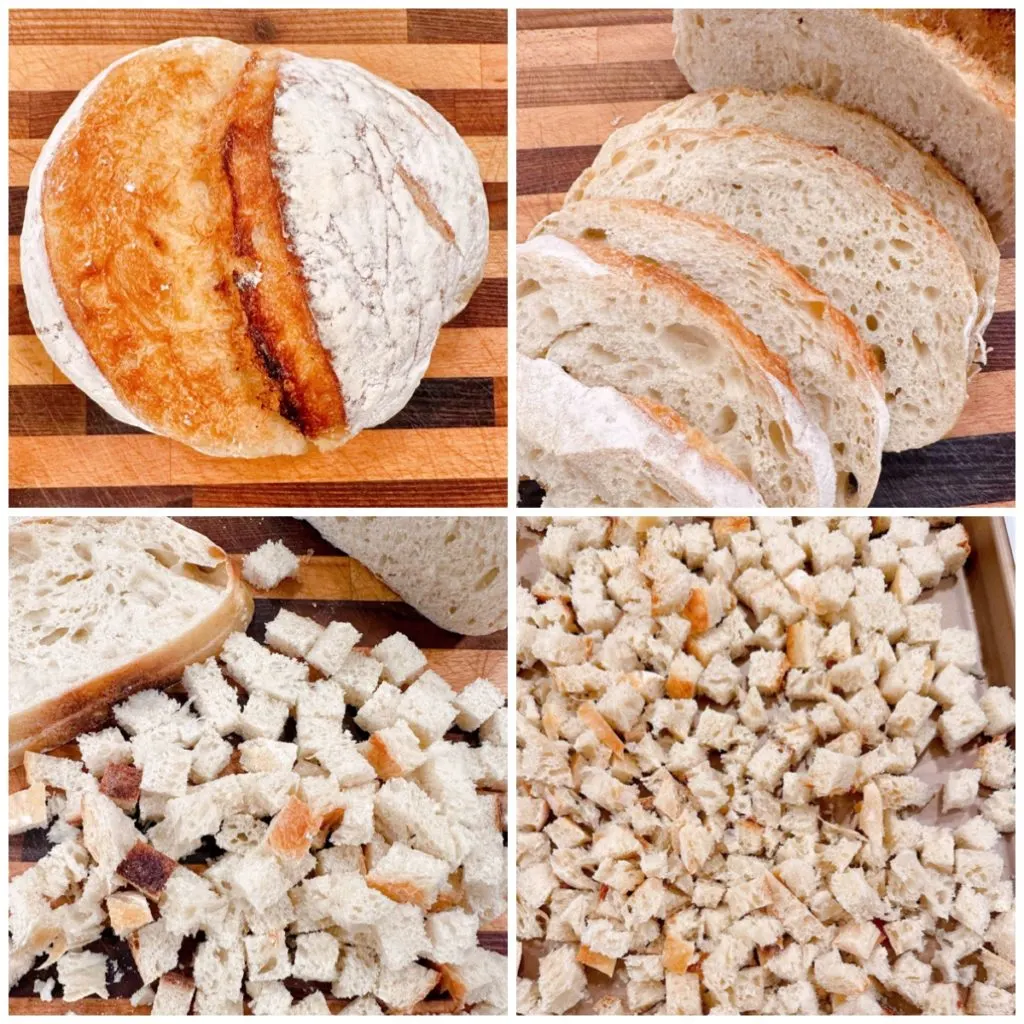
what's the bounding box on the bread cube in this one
[955,815,999,851]
[981,789,1015,832]
[826,653,878,694]
[242,540,299,590]
[397,683,458,746]
[886,693,937,739]
[864,538,900,580]
[355,682,403,733]
[890,564,922,605]
[938,698,988,751]
[238,692,290,741]
[220,632,308,704]
[747,743,790,790]
[107,890,153,938]
[943,769,981,812]
[952,885,990,935]
[57,950,109,1001]
[885,517,930,549]
[331,786,376,846]
[372,632,427,687]
[239,738,298,774]
[189,731,233,783]
[264,608,324,658]
[9,782,49,835]
[695,708,736,751]
[77,727,133,776]
[140,742,191,798]
[696,654,742,705]
[934,627,981,674]
[151,972,195,1016]
[901,545,945,589]
[291,932,340,983]
[764,532,805,578]
[853,565,887,597]
[902,603,942,645]
[454,677,506,732]
[808,748,857,797]
[366,721,426,779]
[928,664,977,708]
[979,686,1015,735]
[747,650,789,694]
[113,689,180,737]
[129,920,183,986]
[977,738,1015,789]
[307,621,362,676]
[245,930,291,982]
[967,982,1015,1016]
[807,530,855,574]
[935,524,971,576]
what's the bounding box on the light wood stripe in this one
[10,43,508,91]
[517,192,565,240]
[8,326,507,386]
[9,136,507,187]
[10,428,505,487]
[945,370,1014,439]
[996,258,1015,313]
[517,23,670,68]
[518,98,663,149]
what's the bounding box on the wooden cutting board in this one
[516,9,1015,509]
[9,9,508,509]
[8,516,508,1015]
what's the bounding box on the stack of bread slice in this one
[518,17,1007,508]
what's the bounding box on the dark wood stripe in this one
[999,241,1014,259]
[11,478,507,509]
[518,9,671,30]
[9,384,85,435]
[11,185,506,237]
[406,8,506,43]
[516,144,598,196]
[9,9,410,45]
[521,434,1015,508]
[416,89,507,136]
[252,599,509,648]
[982,311,1015,371]
[10,485,194,508]
[484,181,507,230]
[9,379,499,436]
[448,277,506,328]
[10,280,505,335]
[172,516,341,555]
[518,60,688,109]
[11,87,508,139]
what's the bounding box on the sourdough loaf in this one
[569,127,978,452]
[517,235,835,507]
[303,517,507,635]
[533,199,886,506]
[673,9,1015,242]
[598,87,999,372]
[9,517,253,766]
[21,38,487,457]
[518,355,765,508]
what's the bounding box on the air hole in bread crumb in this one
[642,322,656,335]
[475,567,499,591]
[871,346,887,372]
[517,279,540,300]
[891,238,914,252]
[40,628,68,647]
[889,256,902,270]
[625,159,656,181]
[73,543,93,562]
[712,406,737,436]
[540,306,559,328]
[923,287,940,302]
[768,421,791,457]
[912,333,929,358]
[865,315,879,332]
[581,228,606,241]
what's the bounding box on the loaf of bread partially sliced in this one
[595,87,999,372]
[302,517,506,635]
[672,9,1015,243]
[533,199,885,506]
[569,127,978,451]
[9,517,253,766]
[517,235,835,506]
[518,355,765,508]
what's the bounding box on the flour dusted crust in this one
[21,38,488,456]
[272,54,488,434]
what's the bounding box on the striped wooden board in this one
[516,9,1015,509]
[9,516,508,1015]
[9,9,508,509]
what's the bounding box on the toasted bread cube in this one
[903,603,942,645]
[808,748,857,797]
[809,531,855,573]
[901,545,945,590]
[981,790,1015,832]
[886,693,937,739]
[979,687,1015,735]
[9,782,48,835]
[151,971,195,1015]
[293,932,341,982]
[107,891,153,937]
[100,762,143,812]
[77,727,133,776]
[943,769,981,812]
[977,738,1015,789]
[936,524,971,576]
[864,538,900,580]
[890,564,922,605]
[939,698,988,751]
[935,627,981,674]
[366,721,426,780]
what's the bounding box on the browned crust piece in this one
[8,555,253,769]
[99,761,143,811]
[365,732,405,780]
[265,796,319,858]
[366,875,429,907]
[116,841,178,898]
[557,236,802,401]
[542,198,883,390]
[221,51,347,446]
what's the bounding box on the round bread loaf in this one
[21,38,488,457]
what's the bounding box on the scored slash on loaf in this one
[516,10,1012,508]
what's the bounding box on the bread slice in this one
[518,355,765,508]
[302,517,506,635]
[9,517,253,766]
[534,199,884,505]
[597,87,999,372]
[672,9,1015,242]
[517,235,835,506]
[570,127,978,451]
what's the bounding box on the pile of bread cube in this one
[10,612,508,1014]
[516,516,1014,1015]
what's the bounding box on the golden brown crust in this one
[365,733,405,780]
[576,944,617,977]
[8,554,253,768]
[366,876,429,908]
[116,841,178,898]
[266,796,318,858]
[564,236,801,398]
[100,761,143,811]
[221,51,347,444]
[578,701,625,756]
[875,9,1014,85]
